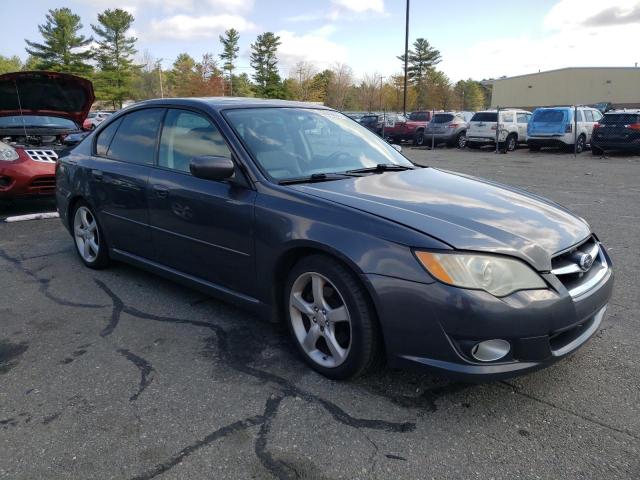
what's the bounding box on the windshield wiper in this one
[345,163,415,174]
[278,173,352,185]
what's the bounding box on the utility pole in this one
[402,0,410,116]
[157,59,164,99]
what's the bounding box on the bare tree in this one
[325,63,353,110]
[290,61,317,101]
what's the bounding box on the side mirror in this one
[189,155,235,181]
[392,144,402,153]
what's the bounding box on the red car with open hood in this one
[0,71,94,199]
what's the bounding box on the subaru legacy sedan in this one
[56,98,613,380]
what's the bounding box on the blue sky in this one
[2,0,639,81]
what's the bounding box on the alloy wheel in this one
[457,133,467,148]
[74,206,100,263]
[507,136,517,151]
[289,272,352,368]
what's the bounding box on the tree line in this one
[0,7,491,112]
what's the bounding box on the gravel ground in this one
[0,147,638,479]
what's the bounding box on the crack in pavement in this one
[0,247,106,309]
[90,281,415,479]
[499,381,640,441]
[118,349,155,402]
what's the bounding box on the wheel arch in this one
[271,242,387,360]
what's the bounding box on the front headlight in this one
[0,141,19,161]
[415,251,546,297]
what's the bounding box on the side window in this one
[501,113,514,123]
[159,109,231,173]
[592,110,603,121]
[517,113,529,124]
[107,109,164,165]
[576,110,584,122]
[95,118,122,156]
[584,110,594,122]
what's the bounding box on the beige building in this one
[489,67,640,110]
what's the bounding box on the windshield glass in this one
[532,110,566,123]
[224,108,414,180]
[432,114,454,124]
[471,112,497,122]
[0,115,77,129]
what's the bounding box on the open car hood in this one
[0,71,94,124]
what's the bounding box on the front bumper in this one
[0,150,56,199]
[364,249,613,381]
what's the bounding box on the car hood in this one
[292,168,591,271]
[0,71,94,124]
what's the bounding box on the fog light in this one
[471,339,510,362]
[0,176,11,188]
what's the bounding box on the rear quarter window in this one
[95,118,122,156]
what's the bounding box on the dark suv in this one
[591,110,640,155]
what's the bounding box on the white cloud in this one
[440,0,640,81]
[331,0,384,13]
[543,0,640,30]
[149,14,256,40]
[276,29,348,70]
[82,0,253,14]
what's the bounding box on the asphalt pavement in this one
[0,147,638,479]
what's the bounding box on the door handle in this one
[91,169,103,180]
[152,184,169,198]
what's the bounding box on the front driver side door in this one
[147,108,257,297]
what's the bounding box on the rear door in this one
[146,108,257,295]
[90,108,164,259]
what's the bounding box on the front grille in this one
[551,236,609,298]
[25,149,58,163]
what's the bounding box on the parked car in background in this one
[527,106,602,153]
[83,111,113,130]
[383,112,431,146]
[359,113,384,135]
[591,109,640,155]
[57,97,612,380]
[466,109,531,151]
[0,71,93,199]
[424,112,469,148]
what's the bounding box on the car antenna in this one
[13,78,29,138]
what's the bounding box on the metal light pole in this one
[402,0,410,116]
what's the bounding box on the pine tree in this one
[250,32,282,98]
[398,38,442,108]
[219,28,240,96]
[25,7,93,76]
[91,8,138,109]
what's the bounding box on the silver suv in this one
[424,112,469,148]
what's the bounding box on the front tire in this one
[413,130,425,146]
[456,131,467,149]
[72,202,110,269]
[284,255,380,380]
[506,134,517,151]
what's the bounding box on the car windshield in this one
[471,112,497,122]
[532,110,565,123]
[432,114,454,124]
[600,113,639,124]
[0,115,77,129]
[224,108,414,181]
[408,112,428,121]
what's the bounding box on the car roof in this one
[606,109,640,114]
[131,97,333,112]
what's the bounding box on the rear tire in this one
[456,131,467,149]
[71,201,110,269]
[413,130,425,146]
[575,135,586,154]
[284,255,380,380]
[506,134,517,152]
